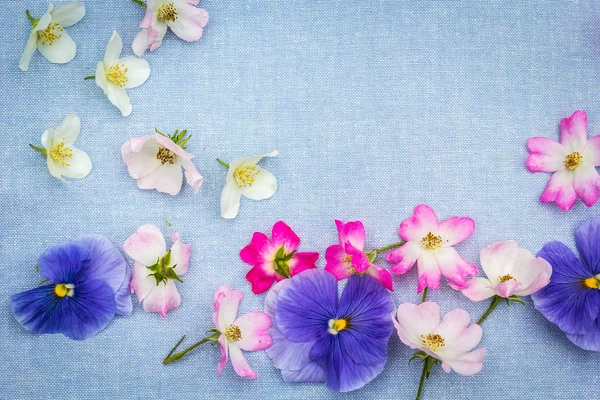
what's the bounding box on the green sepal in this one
[164,219,173,227]
[29,144,47,156]
[273,245,293,278]
[146,250,183,285]
[506,295,524,305]
[409,352,439,379]
[364,250,377,263]
[409,350,429,363]
[156,128,192,150]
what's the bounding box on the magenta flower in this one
[121,129,203,196]
[324,220,394,291]
[213,285,272,378]
[241,221,319,294]
[123,224,190,318]
[132,0,209,56]
[526,110,600,210]
[385,204,476,293]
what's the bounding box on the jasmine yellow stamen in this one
[498,274,514,283]
[158,2,178,22]
[38,23,64,45]
[421,232,443,250]
[225,325,242,342]
[328,318,348,334]
[233,165,260,188]
[50,141,73,167]
[564,152,583,170]
[421,333,445,352]
[106,64,129,88]
[583,275,600,289]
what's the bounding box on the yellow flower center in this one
[421,333,445,352]
[156,147,175,164]
[328,318,348,334]
[225,325,242,342]
[50,141,73,167]
[158,2,178,22]
[54,283,74,298]
[106,64,129,88]
[583,276,600,289]
[564,152,583,170]
[233,165,260,188]
[498,274,514,283]
[38,23,64,45]
[421,232,443,250]
[342,254,356,275]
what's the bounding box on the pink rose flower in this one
[324,220,394,291]
[240,221,319,294]
[213,285,272,378]
[132,0,209,56]
[121,129,203,196]
[393,302,485,376]
[123,224,190,317]
[527,110,600,210]
[385,204,476,293]
[456,241,552,301]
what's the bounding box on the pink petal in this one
[240,232,273,265]
[386,241,425,275]
[213,286,243,332]
[155,134,194,160]
[514,257,551,297]
[438,216,475,247]
[490,279,522,298]
[442,348,485,376]
[365,263,394,291]
[123,224,166,266]
[434,247,477,288]
[168,2,209,42]
[142,280,181,318]
[560,110,588,151]
[335,220,366,250]
[539,169,577,210]
[170,232,190,275]
[217,334,228,376]
[583,135,600,165]
[457,277,496,301]
[573,163,600,207]
[130,261,156,301]
[182,159,204,194]
[324,244,352,280]
[234,311,272,351]
[121,136,162,179]
[479,240,519,281]
[288,252,319,276]
[136,162,184,196]
[399,204,439,242]
[434,309,478,346]
[393,302,441,347]
[245,263,277,294]
[417,252,441,293]
[345,243,370,272]
[271,221,300,252]
[526,137,567,172]
[228,344,257,379]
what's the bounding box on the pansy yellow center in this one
[156,147,175,164]
[38,23,64,45]
[233,165,260,188]
[421,232,443,250]
[50,140,73,167]
[498,274,514,283]
[328,318,348,334]
[225,325,242,342]
[564,152,583,170]
[106,64,129,88]
[158,2,178,22]
[54,283,74,298]
[583,275,600,289]
[421,333,445,352]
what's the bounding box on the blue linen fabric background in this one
[1,0,600,399]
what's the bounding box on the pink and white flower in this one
[132,0,209,56]
[241,221,319,294]
[213,285,272,379]
[324,220,394,291]
[385,204,477,293]
[393,302,485,376]
[526,110,600,210]
[121,129,203,196]
[456,241,552,301]
[123,224,190,318]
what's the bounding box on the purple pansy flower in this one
[11,235,132,340]
[264,269,394,392]
[532,217,600,351]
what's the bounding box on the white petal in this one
[479,240,519,280]
[131,261,156,302]
[106,84,132,117]
[19,32,38,71]
[136,162,184,195]
[119,56,150,89]
[226,150,279,181]
[54,113,80,144]
[41,129,54,150]
[221,180,243,219]
[46,157,63,180]
[242,167,277,200]
[94,62,108,92]
[57,147,92,178]
[104,30,123,66]
[37,29,76,64]
[50,2,85,27]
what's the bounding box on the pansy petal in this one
[123,224,167,266]
[438,217,475,247]
[119,56,150,89]
[136,162,184,195]
[539,169,577,211]
[386,241,424,275]
[281,363,326,383]
[573,163,600,207]
[560,110,587,151]
[434,247,477,288]
[228,344,257,379]
[566,319,600,352]
[114,265,133,316]
[221,180,243,219]
[335,220,366,250]
[11,285,68,335]
[168,2,209,42]
[271,221,300,251]
[38,242,90,284]
[526,137,567,173]
[575,217,600,275]
[50,2,85,27]
[142,280,181,318]
[72,235,127,294]
[235,311,272,351]
[214,285,243,331]
[324,244,352,280]
[37,29,76,64]
[417,252,441,293]
[242,167,278,200]
[399,204,439,241]
[457,277,496,301]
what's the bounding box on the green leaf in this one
[507,295,524,305]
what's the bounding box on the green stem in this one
[216,158,230,169]
[84,75,95,80]
[165,335,186,360]
[131,0,148,8]
[163,331,221,364]
[29,144,46,156]
[415,361,428,400]
[421,287,428,303]
[26,10,37,24]
[477,295,502,325]
[374,241,405,253]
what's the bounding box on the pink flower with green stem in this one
[324,220,400,291]
[386,204,477,294]
[163,285,272,379]
[241,221,319,294]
